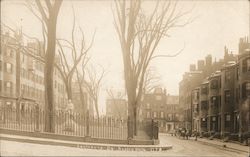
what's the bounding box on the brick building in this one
[0,30,67,111]
[139,88,184,133]
[179,37,250,143]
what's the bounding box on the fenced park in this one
[0,106,159,144]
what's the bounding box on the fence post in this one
[35,104,39,131]
[127,116,133,140]
[86,110,90,137]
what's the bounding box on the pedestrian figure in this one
[186,129,189,140]
[194,129,198,141]
[182,128,186,139]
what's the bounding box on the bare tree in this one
[106,88,126,118]
[56,9,95,101]
[113,0,191,137]
[84,64,106,118]
[25,0,63,133]
[143,67,162,94]
[75,59,90,115]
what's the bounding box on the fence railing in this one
[0,107,158,141]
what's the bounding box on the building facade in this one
[0,30,67,111]
[139,88,184,133]
[179,37,250,143]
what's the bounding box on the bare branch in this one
[151,42,185,60]
[35,0,49,24]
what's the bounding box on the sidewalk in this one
[0,133,172,152]
[189,136,249,153]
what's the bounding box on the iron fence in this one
[0,107,158,140]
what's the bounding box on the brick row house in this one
[0,30,67,111]
[179,37,250,143]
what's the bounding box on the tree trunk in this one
[44,16,57,133]
[94,100,99,118]
[65,80,72,100]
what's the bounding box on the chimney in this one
[205,55,212,66]
[197,60,205,71]
[190,64,196,71]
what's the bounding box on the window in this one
[193,91,199,102]
[5,81,13,94]
[153,112,157,118]
[243,82,250,98]
[147,112,150,118]
[5,63,13,73]
[201,85,208,95]
[225,71,231,82]
[139,109,142,116]
[212,116,216,121]
[210,79,218,89]
[225,90,230,104]
[242,82,250,98]
[160,111,164,118]
[242,58,250,72]
[155,95,162,100]
[168,114,172,121]
[211,96,219,107]
[226,115,231,121]
[146,103,150,109]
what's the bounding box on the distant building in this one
[106,98,127,119]
[139,88,184,133]
[71,81,94,115]
[165,95,184,132]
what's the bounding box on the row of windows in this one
[20,68,44,84]
[21,54,45,73]
[21,84,44,100]
[145,103,177,110]
[197,83,250,110]
[145,111,180,120]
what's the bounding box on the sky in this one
[1,0,249,113]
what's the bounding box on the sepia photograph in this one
[0,0,250,156]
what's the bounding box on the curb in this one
[0,134,173,152]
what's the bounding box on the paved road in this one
[1,134,249,156]
[160,134,249,157]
